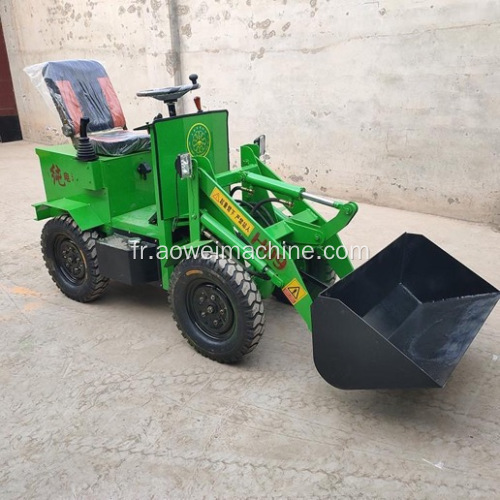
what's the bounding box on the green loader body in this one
[35,109,356,331]
[31,61,499,390]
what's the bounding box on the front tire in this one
[41,214,109,302]
[170,253,265,363]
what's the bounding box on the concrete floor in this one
[1,140,499,499]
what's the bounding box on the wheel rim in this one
[53,235,86,285]
[186,281,235,340]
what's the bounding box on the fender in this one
[33,198,108,231]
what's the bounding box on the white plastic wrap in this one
[24,59,150,156]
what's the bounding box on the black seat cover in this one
[42,59,150,156]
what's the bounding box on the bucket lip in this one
[320,232,500,298]
[399,232,500,293]
[311,296,441,386]
[316,286,500,302]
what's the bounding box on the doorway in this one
[0,19,22,142]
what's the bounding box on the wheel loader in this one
[27,60,499,389]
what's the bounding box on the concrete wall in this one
[2,0,500,225]
[0,0,183,143]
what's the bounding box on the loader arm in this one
[191,143,360,330]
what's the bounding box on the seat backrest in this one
[42,59,126,136]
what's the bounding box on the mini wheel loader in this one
[28,60,499,390]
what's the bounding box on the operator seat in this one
[41,59,150,156]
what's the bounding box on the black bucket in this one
[311,233,499,390]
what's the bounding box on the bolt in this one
[213,320,218,327]
[201,312,206,317]
[207,305,214,313]
[210,295,216,301]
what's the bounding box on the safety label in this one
[210,187,255,236]
[282,278,308,305]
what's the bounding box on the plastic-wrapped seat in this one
[40,59,150,156]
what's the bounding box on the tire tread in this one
[170,253,265,363]
[41,214,109,302]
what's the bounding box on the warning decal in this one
[210,187,255,236]
[282,278,308,305]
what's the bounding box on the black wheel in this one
[170,253,265,363]
[273,255,337,304]
[41,214,109,302]
[308,255,337,284]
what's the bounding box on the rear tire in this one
[170,253,265,363]
[41,214,109,302]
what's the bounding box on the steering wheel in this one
[136,74,200,103]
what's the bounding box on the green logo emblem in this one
[187,123,211,157]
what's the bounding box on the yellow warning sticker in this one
[210,187,255,236]
[282,278,308,305]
